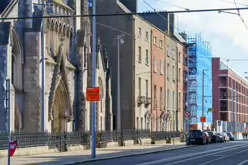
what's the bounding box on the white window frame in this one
[160,60,163,74]
[138,27,142,37]
[159,40,163,48]
[146,31,149,41]
[154,57,157,72]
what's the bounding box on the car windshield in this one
[207,132,214,135]
[190,130,202,137]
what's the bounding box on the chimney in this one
[168,13,175,35]
[179,32,188,41]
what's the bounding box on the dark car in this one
[207,131,219,143]
[226,132,235,141]
[190,130,207,145]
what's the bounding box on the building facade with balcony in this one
[212,58,248,125]
[151,26,165,132]
[135,16,152,130]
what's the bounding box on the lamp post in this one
[114,34,125,131]
[202,69,208,131]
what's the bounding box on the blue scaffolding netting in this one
[188,34,213,127]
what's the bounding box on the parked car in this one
[222,132,229,142]
[226,132,235,141]
[207,131,220,143]
[216,132,225,142]
[189,130,207,145]
[204,132,211,144]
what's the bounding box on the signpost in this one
[4,78,10,165]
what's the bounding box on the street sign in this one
[200,116,206,123]
[185,111,190,118]
[86,87,100,101]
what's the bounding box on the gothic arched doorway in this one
[52,80,70,133]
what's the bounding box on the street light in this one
[114,34,125,131]
[202,69,208,131]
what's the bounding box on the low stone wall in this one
[100,141,119,148]
[123,140,134,146]
[0,146,58,157]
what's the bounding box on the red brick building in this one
[212,58,248,125]
[151,26,165,131]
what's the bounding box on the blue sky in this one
[138,0,248,77]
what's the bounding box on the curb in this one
[64,145,197,165]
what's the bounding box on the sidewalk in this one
[0,143,191,165]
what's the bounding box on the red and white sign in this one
[9,141,18,156]
[185,112,190,118]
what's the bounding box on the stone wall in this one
[23,31,41,131]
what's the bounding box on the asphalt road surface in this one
[80,140,248,165]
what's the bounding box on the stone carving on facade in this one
[48,36,74,122]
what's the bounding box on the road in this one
[80,140,248,165]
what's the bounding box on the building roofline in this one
[215,57,248,84]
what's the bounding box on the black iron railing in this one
[0,130,181,151]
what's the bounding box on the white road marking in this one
[163,147,248,165]
[135,143,247,165]
[198,148,248,165]
[237,160,248,165]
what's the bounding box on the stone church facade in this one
[0,0,112,132]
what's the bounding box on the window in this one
[183,71,187,82]
[167,45,170,56]
[172,91,175,109]
[183,56,187,66]
[153,36,157,45]
[138,27,141,37]
[167,89,170,109]
[179,92,181,110]
[154,57,157,72]
[179,68,181,82]
[179,52,181,63]
[137,117,139,129]
[160,60,163,74]
[172,65,175,80]
[138,46,141,62]
[146,49,148,64]
[154,85,157,108]
[160,87,163,108]
[146,80,148,97]
[174,91,177,110]
[172,49,175,60]
[159,40,163,48]
[167,63,170,78]
[174,66,176,80]
[146,31,149,40]
[138,77,141,96]
[141,117,143,130]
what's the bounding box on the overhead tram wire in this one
[1,7,248,20]
[233,0,248,30]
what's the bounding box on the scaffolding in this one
[187,33,213,127]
